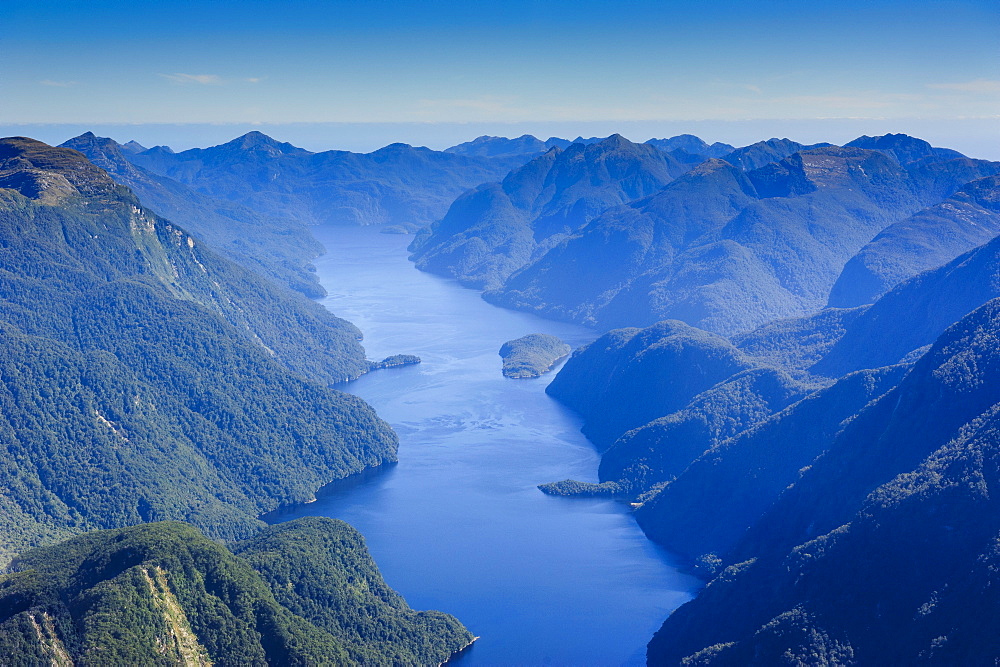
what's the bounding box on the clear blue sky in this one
[2,0,998,153]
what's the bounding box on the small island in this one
[499,333,571,379]
[537,479,626,498]
[369,354,421,370]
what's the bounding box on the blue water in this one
[272,227,698,666]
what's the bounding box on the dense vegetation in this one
[498,333,570,378]
[0,520,473,665]
[489,142,1000,334]
[0,137,396,563]
[234,518,474,665]
[648,299,1000,664]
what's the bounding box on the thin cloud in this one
[160,73,222,85]
[928,79,1000,94]
[39,80,78,87]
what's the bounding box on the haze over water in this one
[271,227,699,666]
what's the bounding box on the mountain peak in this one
[0,136,119,201]
[219,131,311,156]
[593,133,638,152]
[646,135,736,158]
[63,131,120,150]
[845,133,964,164]
[120,140,147,154]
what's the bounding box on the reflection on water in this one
[270,227,698,666]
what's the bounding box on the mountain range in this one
[123,131,529,231]
[60,132,328,297]
[410,132,1000,335]
[7,126,1000,664]
[408,134,694,290]
[530,151,1000,662]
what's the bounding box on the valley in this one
[271,227,698,665]
[3,128,1000,664]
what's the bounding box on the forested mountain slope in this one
[528,165,1000,661]
[491,145,933,334]
[61,132,327,297]
[648,298,1000,665]
[0,137,396,563]
[416,133,999,336]
[829,172,1000,307]
[408,134,691,289]
[0,519,473,665]
[545,222,1000,514]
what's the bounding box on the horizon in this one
[3,117,999,161]
[5,0,997,159]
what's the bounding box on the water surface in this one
[272,227,698,666]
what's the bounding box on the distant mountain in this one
[829,172,1000,307]
[0,519,473,664]
[645,134,735,158]
[845,131,964,164]
[648,298,1000,665]
[0,137,396,562]
[445,134,569,158]
[489,145,939,334]
[119,139,147,154]
[722,137,832,171]
[409,134,690,289]
[126,131,529,230]
[62,132,327,297]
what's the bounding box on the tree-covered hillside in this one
[0,519,473,665]
[489,141,998,334]
[648,298,1000,664]
[526,157,1000,661]
[0,137,396,563]
[411,133,999,336]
